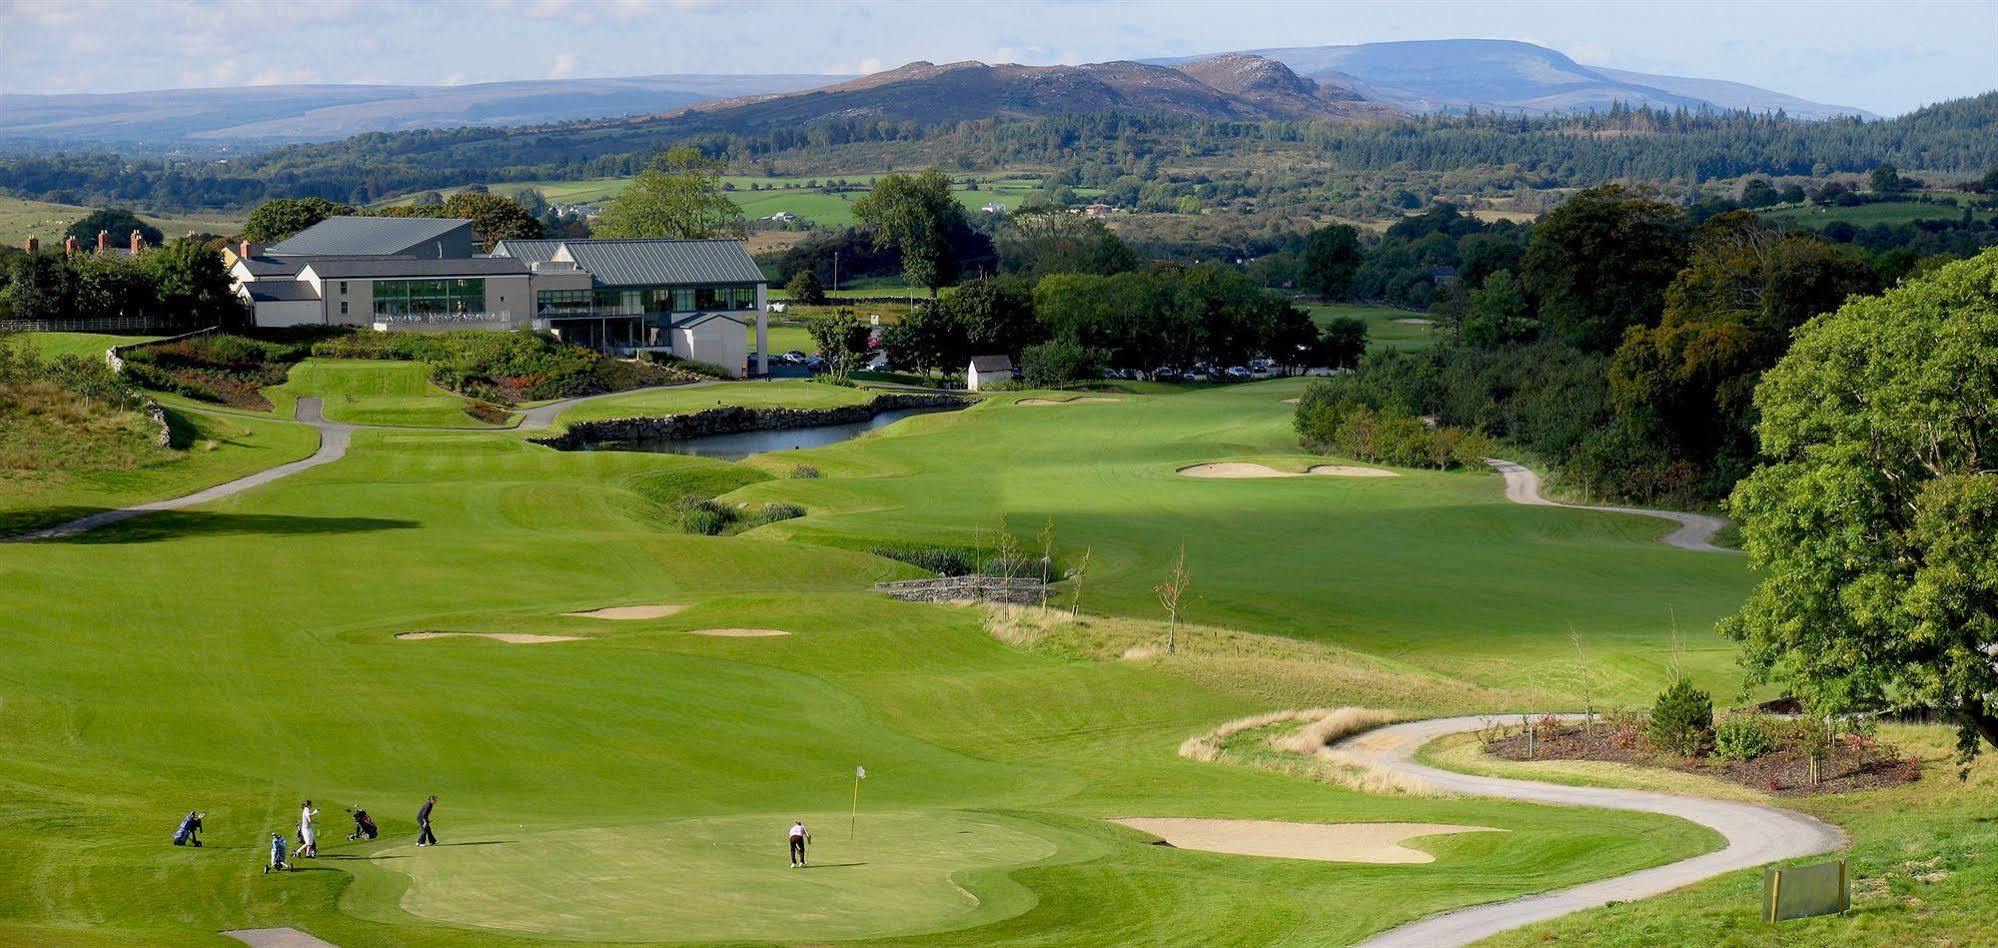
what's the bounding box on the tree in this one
[806,309,872,381]
[1457,269,1539,347]
[881,302,959,380]
[1,251,74,322]
[1316,316,1367,369]
[786,269,828,305]
[71,252,156,318]
[1154,546,1190,654]
[1978,165,1998,195]
[242,197,354,243]
[442,192,543,250]
[1869,164,1905,194]
[1019,338,1105,387]
[1300,224,1362,299]
[592,147,745,240]
[852,171,967,298]
[1778,184,1808,205]
[1524,184,1689,352]
[1739,178,1779,209]
[1720,249,1998,763]
[1648,677,1715,757]
[65,208,162,248]
[144,236,237,328]
[994,209,1136,278]
[935,275,1039,357]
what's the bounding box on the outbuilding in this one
[967,354,1013,392]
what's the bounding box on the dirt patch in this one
[683,628,791,637]
[564,604,685,620]
[1484,719,1921,796]
[396,631,585,644]
[1307,465,1397,478]
[1016,396,1123,405]
[1111,818,1501,864]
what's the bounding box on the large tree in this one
[994,208,1136,278]
[65,208,162,248]
[441,192,543,250]
[592,147,745,240]
[242,197,355,243]
[1299,223,1362,299]
[1524,184,1689,352]
[144,236,238,328]
[852,171,968,298]
[1721,248,1998,762]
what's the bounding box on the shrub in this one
[1712,715,1775,762]
[871,546,975,576]
[681,507,732,536]
[463,401,510,425]
[789,464,820,479]
[1649,678,1715,757]
[757,502,806,524]
[1019,338,1107,388]
[787,269,829,305]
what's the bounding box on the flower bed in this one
[1481,713,1921,795]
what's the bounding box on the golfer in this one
[416,794,438,847]
[788,820,810,868]
[295,800,319,858]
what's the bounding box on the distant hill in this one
[0,74,849,150]
[1151,39,1875,120]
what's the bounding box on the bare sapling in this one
[1154,546,1191,655]
[1068,546,1092,616]
[1570,623,1595,737]
[1037,517,1056,614]
[994,514,1021,579]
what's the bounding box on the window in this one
[339,281,348,296]
[536,288,591,316]
[339,301,348,316]
[371,278,485,319]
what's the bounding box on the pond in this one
[574,407,956,460]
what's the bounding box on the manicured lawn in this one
[2,375,1780,944]
[18,331,162,361]
[1307,302,1438,352]
[264,359,512,428]
[552,378,873,428]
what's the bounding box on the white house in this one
[967,354,1013,392]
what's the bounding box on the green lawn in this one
[1758,197,1994,231]
[18,331,162,361]
[552,378,872,428]
[1308,303,1438,352]
[470,174,1044,230]
[0,375,1801,944]
[264,359,513,428]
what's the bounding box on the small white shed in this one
[967,354,1013,392]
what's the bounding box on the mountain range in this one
[0,39,1875,152]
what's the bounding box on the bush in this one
[1019,338,1106,388]
[787,269,829,305]
[757,502,806,524]
[1649,678,1715,757]
[1713,715,1775,762]
[789,464,820,479]
[681,507,732,536]
[871,546,974,576]
[312,329,693,403]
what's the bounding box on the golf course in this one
[2,348,1992,946]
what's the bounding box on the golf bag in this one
[172,811,204,847]
[263,835,290,874]
[347,807,378,841]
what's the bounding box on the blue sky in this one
[3,0,1992,115]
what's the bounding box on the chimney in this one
[238,240,253,260]
[24,235,37,254]
[64,235,79,256]
[97,229,110,252]
[130,230,146,255]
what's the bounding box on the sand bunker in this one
[683,628,791,637]
[1111,818,1501,865]
[1393,317,1435,325]
[1280,397,1300,404]
[396,632,585,644]
[1179,462,1396,479]
[1017,396,1123,405]
[565,604,685,620]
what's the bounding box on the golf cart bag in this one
[347,807,378,841]
[263,834,290,874]
[172,811,203,847]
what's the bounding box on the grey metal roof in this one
[300,257,528,278]
[236,256,301,277]
[489,239,565,263]
[552,239,765,287]
[248,281,320,302]
[668,312,748,329]
[268,216,473,257]
[969,355,1013,372]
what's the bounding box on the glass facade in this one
[540,285,757,318]
[373,278,486,318]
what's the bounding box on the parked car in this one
[1225,366,1251,379]
[782,350,807,364]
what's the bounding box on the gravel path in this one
[1486,458,1736,553]
[1339,716,1844,947]
[220,927,339,948]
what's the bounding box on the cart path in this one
[1486,458,1736,553]
[1340,716,1843,947]
[221,928,339,948]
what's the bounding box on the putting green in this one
[381,812,1058,941]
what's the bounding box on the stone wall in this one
[531,392,976,450]
[874,575,1053,605]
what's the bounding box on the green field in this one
[472,174,1047,230]
[1758,196,1994,231]
[6,352,1967,944]
[264,359,513,428]
[1309,302,1438,352]
[552,378,869,429]
[19,331,161,360]
[0,194,245,249]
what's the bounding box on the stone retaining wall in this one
[530,392,976,450]
[875,575,1053,605]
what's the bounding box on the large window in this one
[537,289,591,316]
[373,278,485,318]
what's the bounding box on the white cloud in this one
[854,57,885,75]
[549,51,579,79]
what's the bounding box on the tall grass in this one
[1178,706,1434,796]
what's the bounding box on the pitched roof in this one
[235,256,302,277]
[549,239,765,287]
[969,355,1014,372]
[268,216,472,257]
[247,281,319,302]
[669,312,749,329]
[299,257,528,279]
[489,238,565,264]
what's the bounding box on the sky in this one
[2,0,1993,115]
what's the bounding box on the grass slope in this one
[0,374,1787,944]
[264,359,512,428]
[0,194,244,249]
[552,378,872,429]
[1308,302,1437,352]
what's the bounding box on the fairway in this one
[265,359,513,427]
[1,365,1751,944]
[1308,303,1437,351]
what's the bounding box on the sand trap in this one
[1306,464,1398,478]
[1280,397,1300,404]
[396,631,585,644]
[564,604,685,620]
[1393,317,1435,325]
[683,628,791,637]
[1179,462,1395,479]
[1017,396,1123,405]
[1111,818,1502,865]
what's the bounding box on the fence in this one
[0,314,182,334]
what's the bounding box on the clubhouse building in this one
[228,216,769,376]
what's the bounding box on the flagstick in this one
[849,773,860,840]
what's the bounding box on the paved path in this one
[1339,716,1843,947]
[220,927,339,948]
[4,399,351,542]
[1486,458,1736,553]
